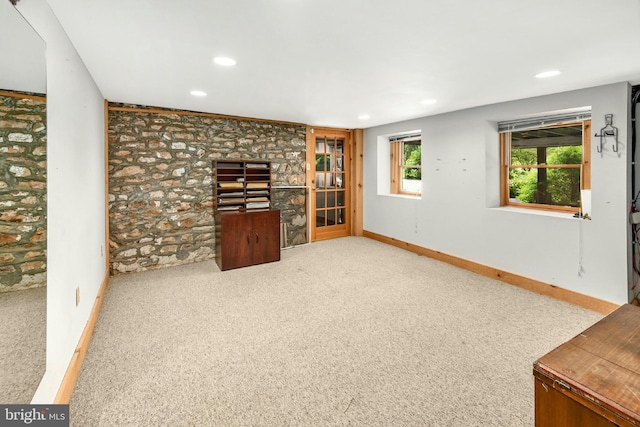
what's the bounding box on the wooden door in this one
[220,213,252,270]
[309,129,350,241]
[251,210,281,265]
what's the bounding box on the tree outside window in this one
[501,121,591,213]
[391,137,421,195]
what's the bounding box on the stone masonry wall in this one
[0,92,47,292]
[108,104,307,274]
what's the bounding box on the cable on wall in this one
[632,86,640,197]
[577,220,585,277]
[630,85,640,300]
[631,193,640,296]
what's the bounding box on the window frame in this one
[390,138,422,196]
[499,120,591,214]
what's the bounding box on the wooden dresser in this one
[533,304,640,427]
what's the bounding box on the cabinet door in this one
[221,213,253,270]
[251,210,281,265]
[534,376,619,427]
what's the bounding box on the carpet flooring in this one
[69,237,604,426]
[0,286,46,404]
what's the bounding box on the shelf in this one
[213,160,272,211]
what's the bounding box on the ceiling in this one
[0,0,46,94]
[5,0,640,128]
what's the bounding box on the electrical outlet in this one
[101,245,104,256]
[75,287,80,307]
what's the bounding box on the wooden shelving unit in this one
[213,160,272,211]
[213,160,280,271]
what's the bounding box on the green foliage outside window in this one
[509,146,582,207]
[403,143,421,180]
[316,154,327,171]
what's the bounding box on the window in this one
[390,134,421,195]
[499,111,591,213]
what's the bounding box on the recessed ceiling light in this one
[421,99,437,105]
[213,56,237,66]
[190,90,207,97]
[358,114,370,120]
[535,70,561,79]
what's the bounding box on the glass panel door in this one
[311,130,350,240]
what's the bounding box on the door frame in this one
[306,126,363,242]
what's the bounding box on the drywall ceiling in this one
[39,0,640,128]
[0,0,46,94]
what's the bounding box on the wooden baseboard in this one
[53,272,110,404]
[362,230,619,315]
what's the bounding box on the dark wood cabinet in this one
[533,304,640,427]
[215,209,281,271]
[213,160,281,271]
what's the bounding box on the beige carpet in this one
[70,237,603,426]
[0,286,46,404]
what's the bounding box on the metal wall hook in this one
[595,113,619,156]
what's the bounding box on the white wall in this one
[16,0,107,403]
[364,83,631,305]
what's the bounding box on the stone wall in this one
[108,104,307,274]
[0,91,47,292]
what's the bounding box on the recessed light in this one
[213,56,237,66]
[535,70,561,79]
[190,90,207,97]
[358,114,370,120]
[421,99,437,105]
